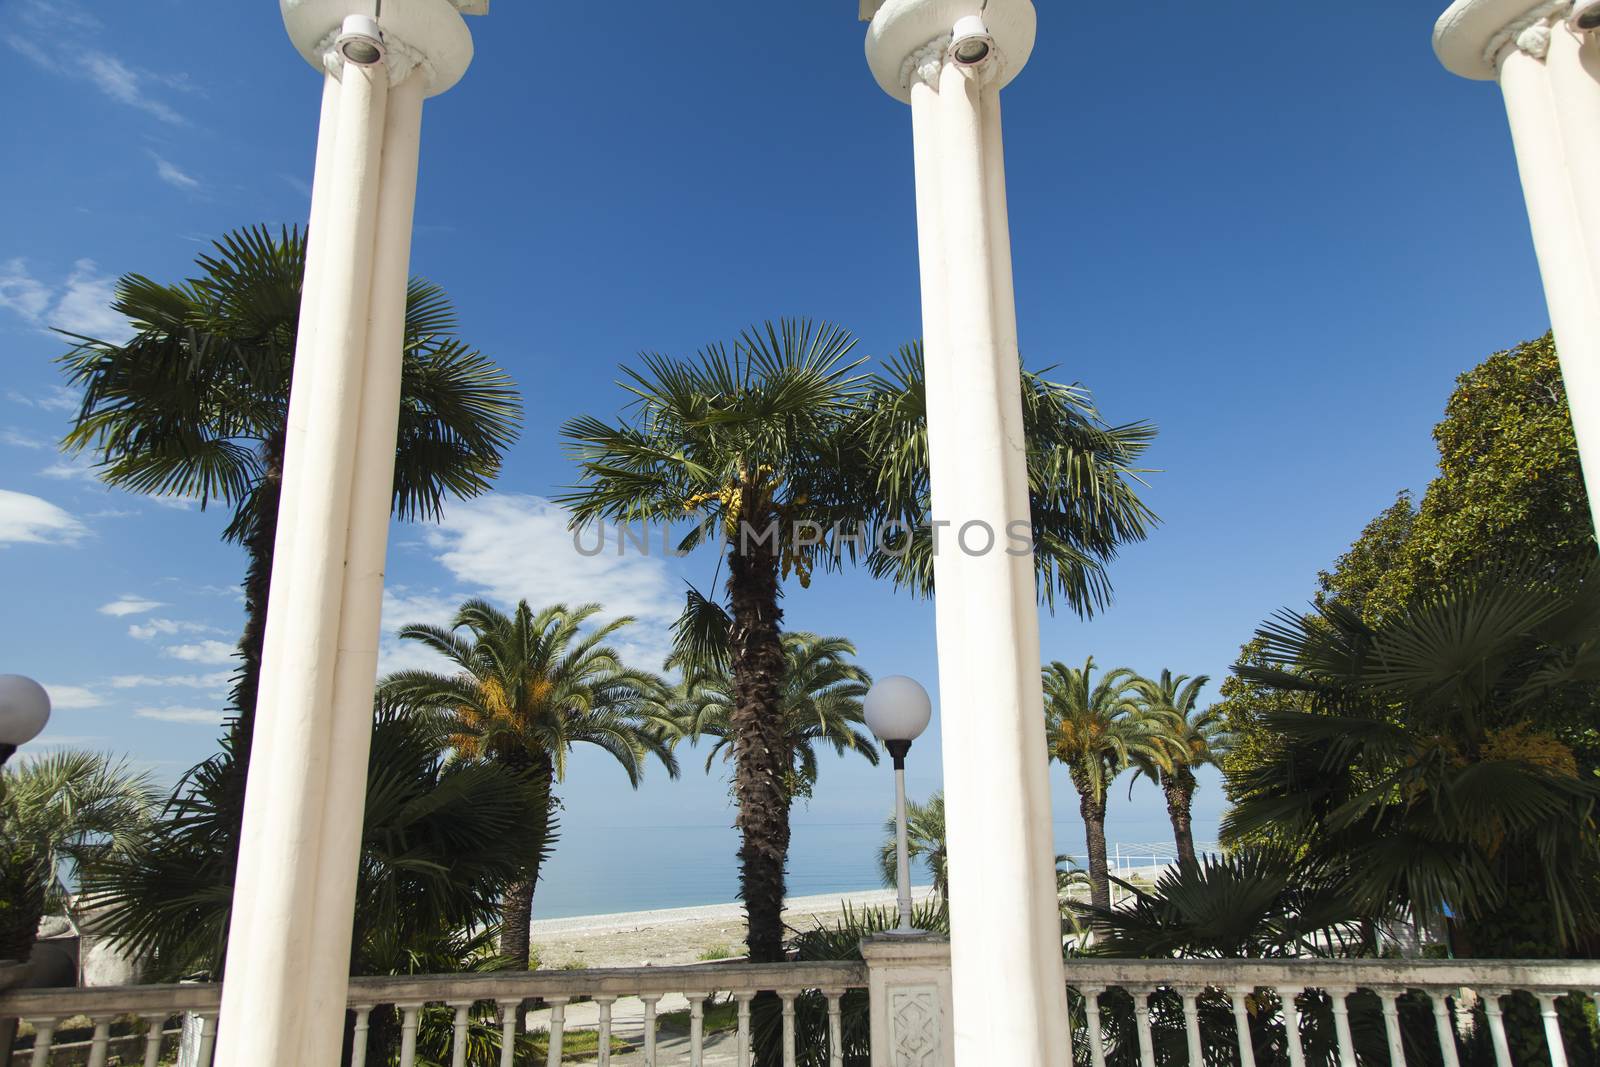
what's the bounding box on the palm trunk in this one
[726,508,789,966]
[1163,769,1197,867]
[1079,789,1111,911]
[229,430,287,763]
[499,752,556,972]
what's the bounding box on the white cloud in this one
[99,595,164,617]
[41,684,104,709]
[153,155,200,191]
[0,259,130,342]
[40,455,101,483]
[135,706,222,725]
[0,428,46,449]
[82,53,184,124]
[108,671,232,691]
[0,489,86,545]
[129,617,217,640]
[8,386,80,413]
[164,640,237,665]
[423,494,681,669]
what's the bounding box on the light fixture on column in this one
[863,675,932,934]
[0,675,51,768]
[1569,0,1600,33]
[336,14,386,66]
[949,14,995,66]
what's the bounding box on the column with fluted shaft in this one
[863,2,1071,1064]
[1435,0,1600,534]
[215,2,481,1063]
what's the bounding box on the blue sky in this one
[0,0,1557,912]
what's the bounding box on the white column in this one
[865,3,1067,1065]
[216,2,477,1063]
[1435,1,1600,534]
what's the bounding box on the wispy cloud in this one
[135,706,222,725]
[40,454,101,484]
[153,155,200,191]
[7,0,187,127]
[420,494,682,670]
[7,386,80,413]
[0,488,87,546]
[164,640,238,666]
[81,53,184,124]
[40,683,105,709]
[129,617,219,641]
[108,671,232,691]
[0,428,47,449]
[0,258,131,342]
[99,595,165,618]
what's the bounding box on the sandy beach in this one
[527,885,939,969]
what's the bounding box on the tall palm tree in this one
[381,599,677,972]
[1129,670,1221,866]
[1225,564,1600,955]
[560,322,1157,966]
[1043,657,1171,909]
[1,752,157,964]
[57,225,521,754]
[676,631,877,899]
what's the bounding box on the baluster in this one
[1327,988,1357,1067]
[596,996,615,1067]
[1537,993,1571,1067]
[397,1002,424,1067]
[1281,989,1307,1067]
[1480,991,1511,1067]
[546,997,570,1067]
[687,993,707,1067]
[1379,989,1407,1067]
[449,1001,472,1067]
[1428,990,1462,1067]
[1132,989,1156,1067]
[26,1016,57,1067]
[1230,989,1257,1067]
[496,999,519,1067]
[781,991,798,1067]
[196,1011,218,1066]
[1083,987,1107,1067]
[824,988,845,1067]
[141,1013,165,1067]
[641,994,660,1067]
[1179,988,1204,1067]
[350,1005,373,1067]
[83,1015,113,1067]
[735,991,755,1067]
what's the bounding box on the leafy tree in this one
[57,225,521,762]
[877,790,948,901]
[381,599,676,974]
[676,631,876,841]
[80,703,543,987]
[560,321,1157,969]
[0,752,156,965]
[1128,671,1221,866]
[1224,565,1600,955]
[1043,658,1171,909]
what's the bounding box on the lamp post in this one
[863,676,933,934]
[1434,0,1600,537]
[0,675,51,769]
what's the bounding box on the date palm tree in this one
[1129,670,1222,866]
[381,599,677,973]
[560,322,1156,967]
[57,225,521,756]
[1043,657,1172,909]
[877,790,949,901]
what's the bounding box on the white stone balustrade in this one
[8,955,1600,1065]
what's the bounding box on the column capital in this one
[282,0,479,96]
[865,0,1036,104]
[1434,0,1574,80]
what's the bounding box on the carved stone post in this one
[862,934,956,1067]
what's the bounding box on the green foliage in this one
[877,791,948,900]
[1225,564,1600,952]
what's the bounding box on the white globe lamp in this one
[863,675,932,933]
[0,675,51,767]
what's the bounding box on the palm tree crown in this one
[1130,669,1222,865]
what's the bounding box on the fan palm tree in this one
[1,752,157,964]
[1225,563,1600,954]
[381,599,677,973]
[559,321,1156,966]
[57,225,521,755]
[1129,670,1221,866]
[877,791,949,901]
[1043,657,1171,909]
